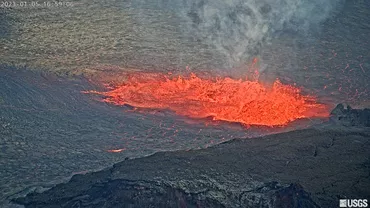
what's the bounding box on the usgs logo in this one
[340,199,368,208]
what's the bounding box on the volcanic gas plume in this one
[87,70,328,127]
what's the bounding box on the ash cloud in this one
[182,0,344,68]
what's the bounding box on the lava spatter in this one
[87,72,328,126]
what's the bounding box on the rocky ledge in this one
[13,106,370,208]
[330,104,370,127]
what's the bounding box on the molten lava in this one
[107,148,126,153]
[88,72,328,126]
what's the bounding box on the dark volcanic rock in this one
[14,180,318,208]
[330,104,370,127]
[13,128,370,208]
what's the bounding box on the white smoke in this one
[182,0,344,68]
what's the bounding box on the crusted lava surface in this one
[13,121,370,208]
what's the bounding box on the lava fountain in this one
[86,70,329,127]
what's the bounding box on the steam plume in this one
[183,0,344,67]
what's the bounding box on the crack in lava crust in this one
[87,72,329,127]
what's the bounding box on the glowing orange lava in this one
[107,148,126,153]
[88,72,329,126]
